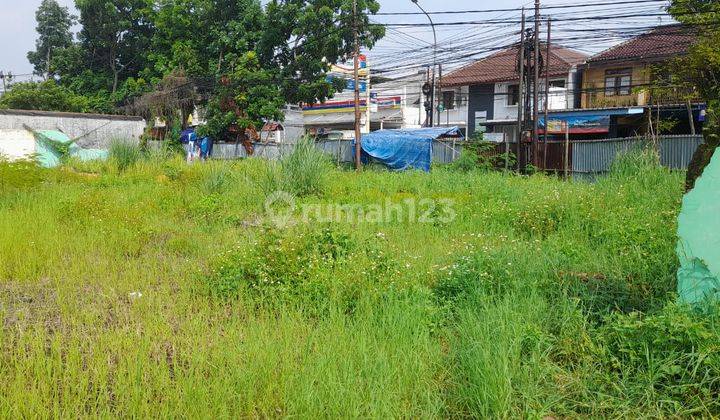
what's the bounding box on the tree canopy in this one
[26,0,76,78]
[0,81,91,113]
[17,0,384,135]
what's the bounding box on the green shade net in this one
[677,147,720,305]
[33,130,108,168]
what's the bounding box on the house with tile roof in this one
[581,24,699,110]
[573,24,706,137]
[441,44,587,139]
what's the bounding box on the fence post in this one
[504,133,509,170]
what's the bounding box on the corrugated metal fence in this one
[572,135,703,175]
[151,135,702,174]
[314,138,465,165]
[210,142,295,160]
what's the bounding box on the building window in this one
[442,90,455,110]
[507,84,519,106]
[549,80,565,89]
[605,68,632,96]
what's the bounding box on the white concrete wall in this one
[494,82,520,123]
[0,110,145,149]
[0,129,36,160]
[281,106,305,143]
[493,74,574,123]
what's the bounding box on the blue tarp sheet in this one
[356,126,462,172]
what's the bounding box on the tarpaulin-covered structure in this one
[356,126,463,172]
[0,128,108,167]
[677,148,720,306]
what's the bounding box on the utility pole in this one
[438,63,444,126]
[412,0,436,127]
[543,18,551,171]
[365,58,371,134]
[353,0,362,171]
[532,0,541,168]
[517,9,526,172]
[430,69,435,127]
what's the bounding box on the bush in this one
[597,303,720,410]
[204,224,397,310]
[0,158,46,194]
[0,81,92,113]
[205,225,355,300]
[451,135,513,172]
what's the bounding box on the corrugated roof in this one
[442,44,587,87]
[585,24,697,65]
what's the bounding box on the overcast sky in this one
[0,0,672,79]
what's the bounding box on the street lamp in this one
[411,0,437,127]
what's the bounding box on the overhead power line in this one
[375,0,668,16]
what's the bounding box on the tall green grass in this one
[259,137,333,196]
[108,139,142,172]
[0,149,717,417]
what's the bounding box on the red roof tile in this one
[586,24,697,65]
[442,44,587,87]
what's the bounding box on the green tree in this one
[667,0,720,189]
[74,0,155,94]
[0,81,91,113]
[198,51,286,139]
[149,0,383,136]
[259,0,384,105]
[26,0,76,78]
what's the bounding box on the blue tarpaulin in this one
[356,126,462,172]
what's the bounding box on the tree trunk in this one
[686,109,719,192]
[111,45,119,94]
[113,66,119,93]
[45,48,51,80]
[686,142,718,192]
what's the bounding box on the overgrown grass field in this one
[1,145,719,417]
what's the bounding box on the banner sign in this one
[325,75,367,93]
[539,114,610,134]
[303,96,401,115]
[326,55,369,92]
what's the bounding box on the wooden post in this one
[336,135,341,165]
[504,132,509,170]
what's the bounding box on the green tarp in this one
[677,147,720,305]
[33,130,108,168]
